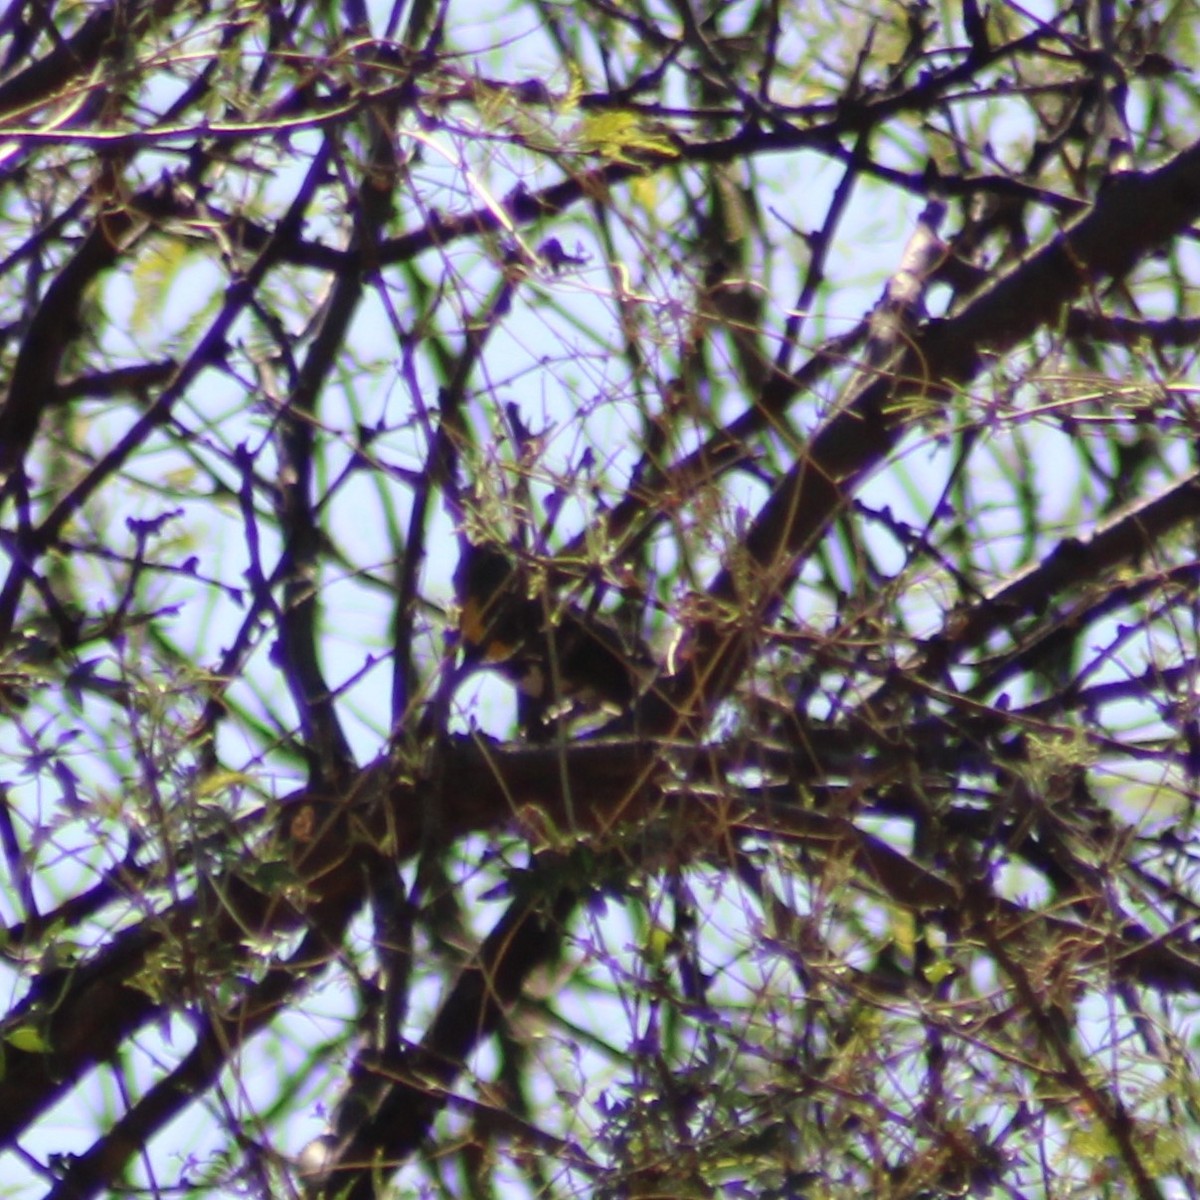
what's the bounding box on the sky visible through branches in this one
[3,1,1200,1198]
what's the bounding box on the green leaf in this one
[5,1026,49,1054]
[130,239,194,337]
[575,111,677,162]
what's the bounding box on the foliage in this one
[1,1,1199,1198]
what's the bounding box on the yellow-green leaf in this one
[6,1026,49,1054]
[576,111,677,162]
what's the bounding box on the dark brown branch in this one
[45,903,362,1200]
[641,137,1200,733]
[310,879,576,1200]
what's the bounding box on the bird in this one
[454,541,651,737]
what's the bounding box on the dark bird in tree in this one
[454,542,651,737]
